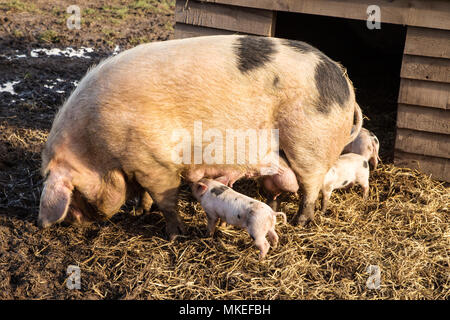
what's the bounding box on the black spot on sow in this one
[234,36,276,73]
[283,38,350,114]
[363,160,368,168]
[314,56,350,113]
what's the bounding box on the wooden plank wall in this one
[174,0,276,39]
[394,27,450,182]
[204,0,450,31]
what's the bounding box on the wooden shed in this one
[174,0,450,182]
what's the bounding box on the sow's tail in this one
[273,211,287,224]
[347,102,363,145]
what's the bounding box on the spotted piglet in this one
[192,177,287,259]
[321,153,370,213]
[343,126,380,169]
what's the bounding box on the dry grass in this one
[117,166,448,300]
[0,103,448,300]
[3,159,447,299]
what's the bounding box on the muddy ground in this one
[0,1,448,300]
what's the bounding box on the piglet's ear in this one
[196,182,208,196]
[215,176,230,186]
[38,172,72,228]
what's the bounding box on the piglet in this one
[261,155,299,200]
[343,126,380,169]
[192,177,287,259]
[321,153,370,212]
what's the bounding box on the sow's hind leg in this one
[279,111,350,226]
[285,126,348,226]
[293,171,327,226]
[135,166,185,240]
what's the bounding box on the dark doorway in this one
[275,11,407,162]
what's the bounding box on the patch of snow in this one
[1,53,28,60]
[112,45,121,55]
[30,47,94,59]
[0,80,20,95]
[1,54,13,60]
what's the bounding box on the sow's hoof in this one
[292,214,312,227]
[166,220,187,241]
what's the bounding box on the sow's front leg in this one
[134,166,185,240]
[127,183,154,216]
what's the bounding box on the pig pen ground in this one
[0,0,448,300]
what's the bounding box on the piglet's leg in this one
[256,237,270,260]
[267,229,279,249]
[370,156,378,170]
[259,179,280,211]
[268,197,280,212]
[206,215,219,237]
[361,184,369,200]
[321,188,332,213]
[356,173,370,200]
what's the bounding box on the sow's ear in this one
[38,172,73,228]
